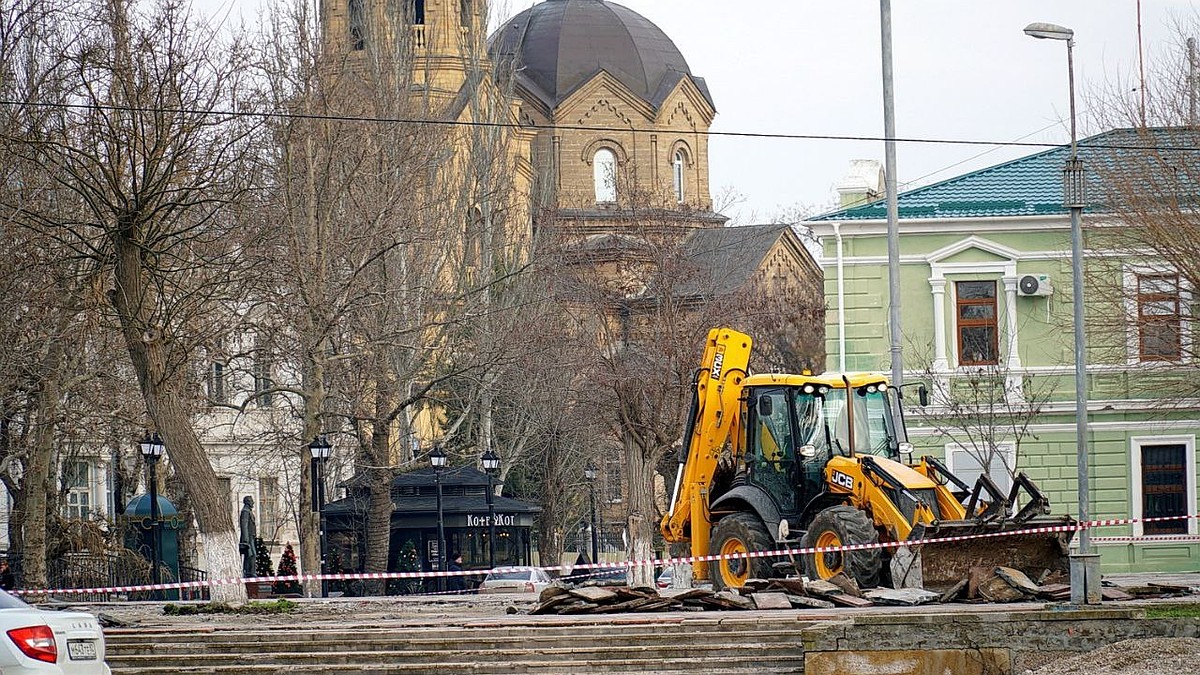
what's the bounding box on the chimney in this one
[836,160,886,208]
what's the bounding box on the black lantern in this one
[481,448,501,569]
[307,435,333,597]
[138,431,165,599]
[584,463,599,566]
[429,445,448,590]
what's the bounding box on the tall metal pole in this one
[315,457,328,598]
[1064,36,1099,606]
[435,467,446,592]
[486,473,496,569]
[588,482,599,565]
[880,0,903,391]
[147,454,162,601]
[1025,20,1098,606]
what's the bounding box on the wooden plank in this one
[824,593,873,608]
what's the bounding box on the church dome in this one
[490,0,712,109]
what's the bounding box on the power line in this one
[2,97,1197,152]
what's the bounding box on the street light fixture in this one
[583,464,599,566]
[1025,20,1099,605]
[481,448,500,570]
[429,444,448,591]
[138,431,165,600]
[307,435,333,598]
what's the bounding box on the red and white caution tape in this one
[10,513,1199,598]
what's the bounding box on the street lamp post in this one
[1025,21,1100,605]
[429,445,448,592]
[307,435,333,598]
[138,431,165,600]
[481,448,500,570]
[583,464,599,566]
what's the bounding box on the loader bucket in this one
[889,516,1075,591]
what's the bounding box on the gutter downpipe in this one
[833,222,847,372]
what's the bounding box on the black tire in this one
[708,513,775,591]
[801,506,882,588]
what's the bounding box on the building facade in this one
[804,129,1200,573]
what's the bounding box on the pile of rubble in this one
[529,567,1199,615]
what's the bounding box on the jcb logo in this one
[710,350,725,380]
[831,471,854,489]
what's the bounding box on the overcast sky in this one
[206,0,1197,222]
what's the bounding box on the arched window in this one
[673,150,686,202]
[594,148,617,202]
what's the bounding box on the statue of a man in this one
[239,495,257,578]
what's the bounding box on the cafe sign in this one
[467,513,516,528]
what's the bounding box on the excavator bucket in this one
[890,516,1075,591]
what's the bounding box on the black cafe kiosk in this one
[324,466,540,586]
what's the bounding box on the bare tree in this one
[544,194,823,586]
[5,0,260,601]
[1080,18,1200,395]
[909,351,1057,487]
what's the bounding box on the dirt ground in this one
[1028,638,1200,675]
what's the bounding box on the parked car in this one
[477,567,552,594]
[0,589,110,674]
[656,568,673,589]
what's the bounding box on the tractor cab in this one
[739,373,911,522]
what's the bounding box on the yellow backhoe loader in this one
[661,328,1074,590]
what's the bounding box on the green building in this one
[803,129,1199,573]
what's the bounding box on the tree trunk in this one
[623,432,656,588]
[110,236,245,603]
[362,420,392,596]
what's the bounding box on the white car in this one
[0,590,110,674]
[477,567,553,594]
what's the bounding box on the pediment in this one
[925,236,1020,265]
[554,70,656,124]
[655,77,716,128]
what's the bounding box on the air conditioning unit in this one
[1018,274,1053,297]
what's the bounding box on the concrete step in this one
[107,641,804,668]
[106,629,803,655]
[106,654,805,674]
[104,613,812,674]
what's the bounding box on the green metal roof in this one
[809,128,1199,221]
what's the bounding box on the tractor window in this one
[825,388,897,458]
[753,391,794,466]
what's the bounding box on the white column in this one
[930,278,948,370]
[1002,275,1024,401]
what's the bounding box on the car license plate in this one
[67,639,97,660]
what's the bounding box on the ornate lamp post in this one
[481,448,500,569]
[1024,21,1099,606]
[429,444,448,591]
[584,464,599,565]
[307,435,333,598]
[138,431,165,600]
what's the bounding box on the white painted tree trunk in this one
[202,530,248,604]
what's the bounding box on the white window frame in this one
[258,476,279,544]
[1123,264,1193,365]
[65,460,93,520]
[672,150,685,203]
[944,441,1016,494]
[1130,435,1197,537]
[593,148,617,203]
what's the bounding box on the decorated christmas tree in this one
[254,536,274,578]
[274,542,300,594]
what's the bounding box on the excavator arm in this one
[661,328,753,562]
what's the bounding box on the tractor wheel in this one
[801,506,882,588]
[709,513,775,591]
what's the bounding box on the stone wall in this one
[801,608,1199,675]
